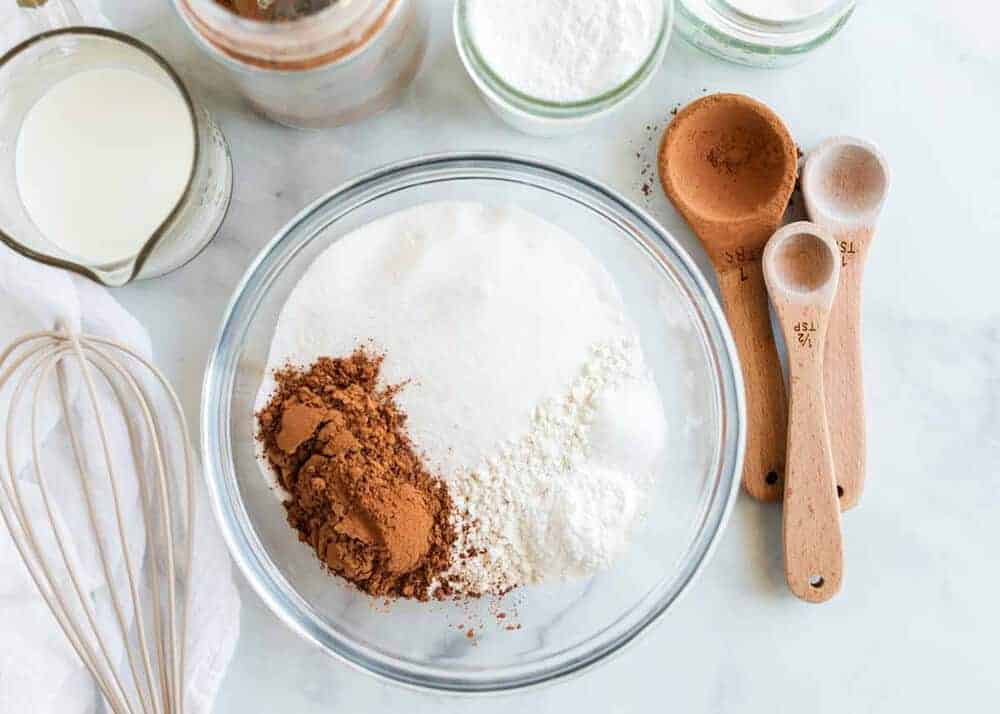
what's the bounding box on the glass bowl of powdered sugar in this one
[203,154,744,692]
[454,0,674,136]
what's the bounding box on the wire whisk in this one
[0,328,195,714]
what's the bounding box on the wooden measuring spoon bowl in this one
[659,93,798,501]
[763,222,843,603]
[802,137,890,511]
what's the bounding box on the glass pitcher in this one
[0,0,233,287]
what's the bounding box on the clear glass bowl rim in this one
[201,152,745,693]
[453,0,675,119]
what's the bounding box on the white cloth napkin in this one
[0,246,241,714]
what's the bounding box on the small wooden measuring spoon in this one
[763,221,843,603]
[802,137,890,511]
[659,94,798,501]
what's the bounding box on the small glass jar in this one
[0,5,232,287]
[454,0,674,137]
[174,0,429,129]
[675,0,855,68]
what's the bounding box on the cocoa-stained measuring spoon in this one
[659,93,798,501]
[801,137,890,510]
[763,221,843,603]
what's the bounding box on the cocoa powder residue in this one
[256,349,456,600]
[658,93,797,226]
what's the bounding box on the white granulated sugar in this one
[256,202,667,594]
[467,0,663,102]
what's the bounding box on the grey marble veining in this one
[109,1,999,711]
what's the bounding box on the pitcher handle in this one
[16,0,85,34]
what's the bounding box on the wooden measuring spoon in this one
[802,137,890,511]
[659,94,798,501]
[763,222,843,603]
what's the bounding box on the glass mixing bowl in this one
[202,154,744,692]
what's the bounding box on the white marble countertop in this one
[109,1,998,711]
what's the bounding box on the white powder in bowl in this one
[256,202,667,594]
[446,336,666,594]
[466,0,664,102]
[724,0,837,22]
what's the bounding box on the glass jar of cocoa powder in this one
[173,0,429,128]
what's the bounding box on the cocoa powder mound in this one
[256,349,456,600]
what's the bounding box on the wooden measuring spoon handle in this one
[782,313,844,603]
[825,233,871,511]
[716,262,788,502]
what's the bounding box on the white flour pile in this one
[466,0,664,102]
[444,336,665,594]
[256,202,666,595]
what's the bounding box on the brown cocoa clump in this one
[214,0,335,22]
[256,349,456,600]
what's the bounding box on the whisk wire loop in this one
[0,329,195,714]
[4,341,134,713]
